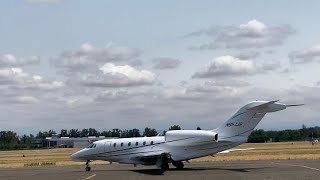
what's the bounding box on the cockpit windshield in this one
[87,144,96,148]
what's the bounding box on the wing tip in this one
[286,104,305,107]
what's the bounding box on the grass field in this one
[0,142,319,168]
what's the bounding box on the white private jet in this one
[71,100,302,172]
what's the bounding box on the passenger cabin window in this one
[121,143,124,147]
[143,141,146,146]
[150,141,154,145]
[113,143,116,147]
[135,142,138,146]
[93,144,96,148]
[128,142,131,146]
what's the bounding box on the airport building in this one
[32,136,115,148]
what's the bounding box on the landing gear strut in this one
[156,153,171,173]
[172,161,184,169]
[160,162,169,173]
[85,160,91,171]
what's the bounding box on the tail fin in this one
[214,100,302,142]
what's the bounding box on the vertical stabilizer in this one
[214,100,289,142]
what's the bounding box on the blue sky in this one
[0,0,319,134]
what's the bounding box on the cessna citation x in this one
[71,100,302,172]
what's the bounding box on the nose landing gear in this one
[85,160,91,171]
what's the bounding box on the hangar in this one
[33,136,114,148]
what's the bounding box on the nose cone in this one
[71,150,87,162]
[70,152,80,161]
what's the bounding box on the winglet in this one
[246,100,279,110]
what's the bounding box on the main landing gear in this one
[159,161,184,173]
[157,153,171,173]
[172,161,184,169]
[85,160,91,171]
[160,162,169,173]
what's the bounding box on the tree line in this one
[1,124,319,150]
[0,125,182,150]
[248,125,320,143]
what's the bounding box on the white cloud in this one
[152,57,181,69]
[187,19,295,50]
[10,96,40,104]
[192,56,255,78]
[100,63,155,83]
[80,63,155,87]
[0,54,40,67]
[289,45,320,64]
[163,80,243,101]
[52,43,142,73]
[0,67,65,90]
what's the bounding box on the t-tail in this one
[213,100,303,142]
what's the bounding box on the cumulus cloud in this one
[153,57,181,69]
[0,54,40,67]
[187,19,295,50]
[94,89,152,103]
[163,80,245,101]
[52,43,142,73]
[289,45,320,64]
[80,63,155,87]
[0,67,65,90]
[192,55,255,78]
[8,96,40,104]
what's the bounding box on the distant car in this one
[58,144,68,148]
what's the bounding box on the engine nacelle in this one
[165,130,218,146]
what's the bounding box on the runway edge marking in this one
[85,174,96,180]
[272,162,320,172]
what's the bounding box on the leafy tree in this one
[169,125,181,131]
[143,127,158,137]
[101,130,112,137]
[80,128,89,137]
[0,131,19,144]
[0,131,22,150]
[48,130,56,137]
[129,128,141,137]
[36,131,49,139]
[121,129,130,138]
[88,128,99,137]
[247,129,269,143]
[60,129,68,137]
[69,129,80,138]
[111,128,121,137]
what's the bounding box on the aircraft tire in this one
[160,162,169,172]
[85,166,91,171]
[172,161,184,169]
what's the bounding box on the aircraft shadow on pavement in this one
[130,167,270,176]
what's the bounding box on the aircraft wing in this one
[218,148,254,154]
